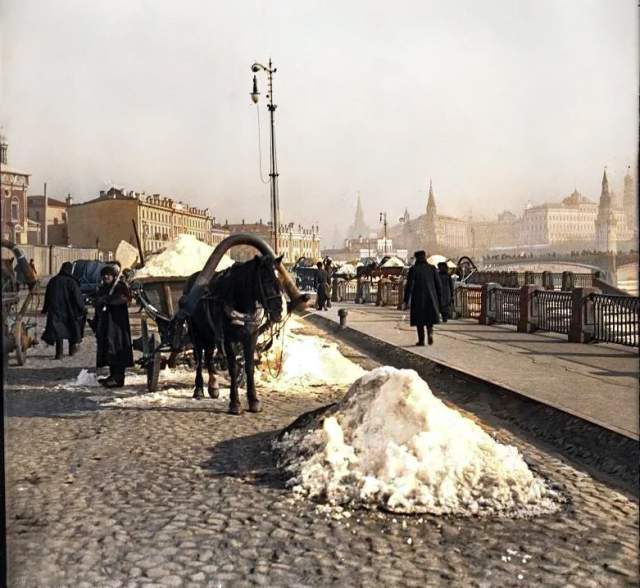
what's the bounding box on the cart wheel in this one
[14,321,26,366]
[146,334,161,392]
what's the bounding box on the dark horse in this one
[184,254,284,415]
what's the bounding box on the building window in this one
[35,211,40,221]
[11,198,19,221]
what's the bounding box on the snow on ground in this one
[258,315,365,391]
[133,234,234,278]
[44,316,366,408]
[275,366,563,518]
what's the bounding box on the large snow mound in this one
[134,234,234,278]
[275,366,562,517]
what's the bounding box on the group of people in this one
[41,262,133,387]
[403,250,455,346]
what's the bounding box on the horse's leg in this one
[224,339,243,415]
[245,333,261,413]
[205,347,219,399]
[193,345,205,399]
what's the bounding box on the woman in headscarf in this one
[41,261,85,359]
[94,265,133,387]
[437,261,455,322]
[403,250,442,345]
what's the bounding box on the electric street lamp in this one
[251,59,280,254]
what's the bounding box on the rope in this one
[263,310,291,379]
[255,104,270,185]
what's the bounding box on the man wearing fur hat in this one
[403,250,442,346]
[94,265,133,387]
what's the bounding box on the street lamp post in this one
[379,212,388,255]
[251,59,280,254]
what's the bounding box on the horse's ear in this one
[274,254,284,265]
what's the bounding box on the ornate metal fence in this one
[336,280,358,302]
[588,294,639,347]
[533,290,572,334]
[455,285,482,319]
[494,287,520,326]
[378,281,401,307]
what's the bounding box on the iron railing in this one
[378,282,401,307]
[589,294,639,347]
[360,281,378,304]
[336,280,358,302]
[455,285,482,319]
[494,287,520,326]
[533,290,572,334]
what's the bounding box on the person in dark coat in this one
[94,265,133,388]
[403,250,442,346]
[314,261,330,311]
[41,261,85,359]
[437,262,454,322]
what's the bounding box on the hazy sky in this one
[1,0,638,244]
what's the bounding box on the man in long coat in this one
[403,250,442,346]
[314,261,330,311]
[437,262,455,322]
[94,265,133,387]
[41,261,85,359]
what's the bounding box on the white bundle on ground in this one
[276,366,561,517]
[134,234,234,278]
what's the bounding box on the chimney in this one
[66,193,73,206]
[100,190,106,198]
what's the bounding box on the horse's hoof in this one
[193,389,204,400]
[208,387,220,399]
[248,400,262,413]
[228,403,243,415]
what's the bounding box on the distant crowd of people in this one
[41,261,133,387]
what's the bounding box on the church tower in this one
[348,191,370,239]
[425,179,439,252]
[623,166,637,241]
[595,168,617,253]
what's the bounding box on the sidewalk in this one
[305,303,639,440]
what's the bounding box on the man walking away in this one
[41,262,85,359]
[314,261,330,311]
[403,250,442,346]
[94,265,133,388]
[437,261,454,322]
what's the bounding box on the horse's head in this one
[255,254,284,323]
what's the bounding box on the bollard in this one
[338,308,349,328]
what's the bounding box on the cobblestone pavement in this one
[4,316,639,587]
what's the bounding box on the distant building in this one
[520,189,599,248]
[27,194,71,245]
[226,220,321,265]
[0,136,38,244]
[67,187,222,254]
[623,166,638,242]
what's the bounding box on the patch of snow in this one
[275,366,563,517]
[74,369,100,387]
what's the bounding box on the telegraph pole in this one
[251,59,280,254]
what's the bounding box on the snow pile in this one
[258,316,365,389]
[134,234,234,278]
[74,369,100,387]
[275,366,561,517]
